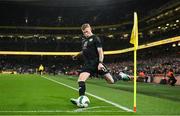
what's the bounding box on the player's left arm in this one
[97,47,104,70]
[95,36,104,70]
[97,47,104,63]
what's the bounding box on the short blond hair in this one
[81,23,91,30]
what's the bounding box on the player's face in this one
[82,27,92,38]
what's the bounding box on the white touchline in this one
[41,76,133,112]
[0,110,126,113]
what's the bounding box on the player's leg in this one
[98,63,121,84]
[104,72,123,84]
[104,73,114,84]
[78,72,90,96]
[70,72,90,105]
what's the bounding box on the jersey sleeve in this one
[95,36,102,48]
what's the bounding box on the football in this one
[77,95,90,108]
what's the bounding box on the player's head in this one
[81,23,93,38]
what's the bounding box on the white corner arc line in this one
[74,106,113,112]
[41,76,133,112]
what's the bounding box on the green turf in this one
[0,74,180,115]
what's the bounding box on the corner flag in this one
[130,12,138,49]
[130,12,138,112]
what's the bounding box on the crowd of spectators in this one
[107,55,180,76]
[0,53,179,77]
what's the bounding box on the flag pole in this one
[133,48,137,112]
[130,12,138,112]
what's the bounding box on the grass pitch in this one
[0,74,179,115]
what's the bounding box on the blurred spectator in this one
[167,69,177,86]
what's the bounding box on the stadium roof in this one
[1,0,131,7]
[0,0,173,13]
[0,0,176,26]
[0,0,179,38]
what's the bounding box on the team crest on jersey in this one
[89,38,93,42]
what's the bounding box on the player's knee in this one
[105,74,115,84]
[78,77,85,82]
[78,72,90,82]
[107,80,114,84]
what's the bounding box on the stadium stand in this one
[0,0,179,86]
